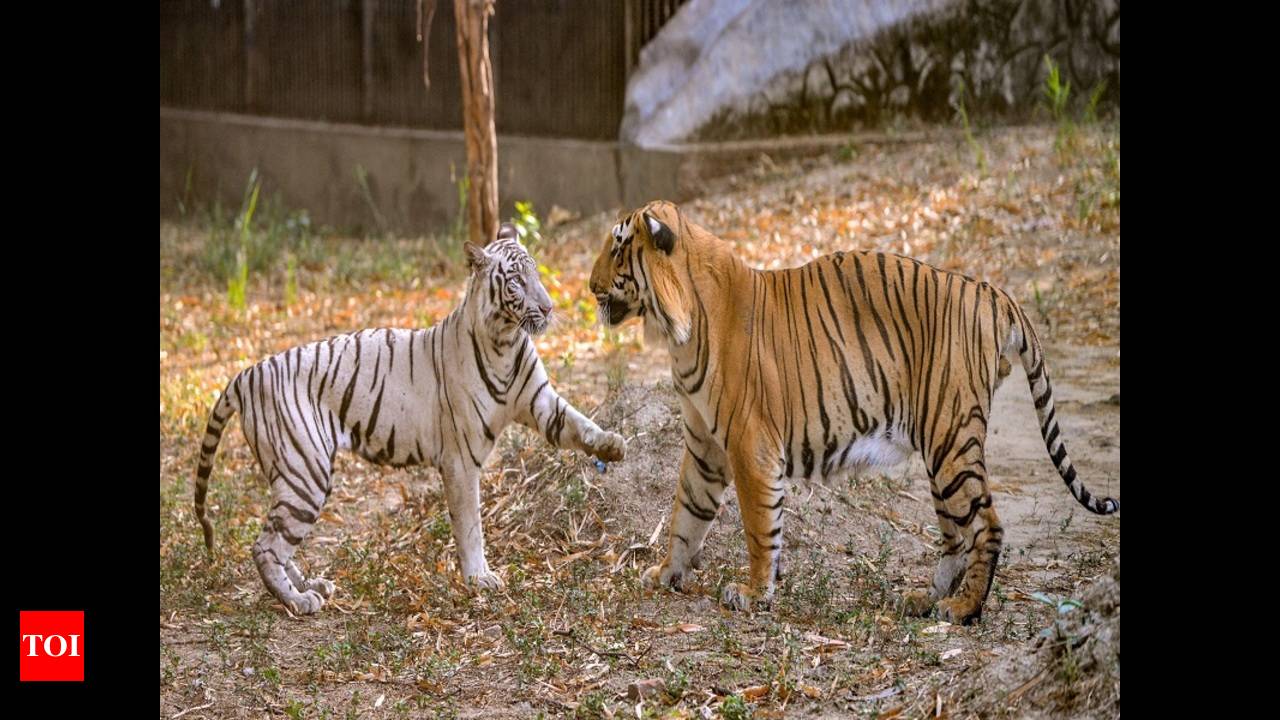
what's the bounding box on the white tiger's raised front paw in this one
[465,570,506,591]
[591,431,626,462]
[641,562,685,592]
[305,577,336,599]
[285,589,327,615]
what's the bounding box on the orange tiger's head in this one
[589,201,692,345]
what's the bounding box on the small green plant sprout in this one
[1042,55,1070,121]
[450,163,469,247]
[227,169,261,310]
[1031,591,1083,616]
[284,252,298,306]
[509,200,543,252]
[952,78,987,174]
[1084,79,1108,124]
[354,163,387,236]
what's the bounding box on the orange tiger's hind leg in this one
[900,515,965,617]
[930,452,1004,625]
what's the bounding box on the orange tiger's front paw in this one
[936,596,983,626]
[898,590,935,617]
[642,563,685,592]
[720,583,755,611]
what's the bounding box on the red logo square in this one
[19,611,84,681]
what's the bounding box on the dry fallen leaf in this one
[627,678,667,701]
[804,632,850,653]
[800,683,824,699]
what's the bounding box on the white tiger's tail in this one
[1010,302,1119,516]
[194,380,239,552]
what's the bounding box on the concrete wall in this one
[159,109,897,235]
[160,108,679,235]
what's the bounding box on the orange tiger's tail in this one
[1009,301,1119,515]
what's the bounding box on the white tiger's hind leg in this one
[285,560,336,599]
[441,459,504,591]
[253,470,331,615]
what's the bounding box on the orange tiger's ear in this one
[644,212,676,254]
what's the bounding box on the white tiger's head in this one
[464,223,555,336]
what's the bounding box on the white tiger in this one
[194,224,625,615]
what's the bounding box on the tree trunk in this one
[454,0,498,246]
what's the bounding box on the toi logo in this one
[19,611,84,682]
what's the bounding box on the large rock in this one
[621,0,1120,146]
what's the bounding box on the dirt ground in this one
[161,123,1119,719]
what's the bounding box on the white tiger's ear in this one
[464,241,490,272]
[645,213,676,254]
[496,222,518,242]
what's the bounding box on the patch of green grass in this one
[720,693,752,720]
[714,620,743,656]
[428,512,452,542]
[161,177,467,300]
[160,643,182,687]
[561,471,587,511]
[664,660,693,703]
[780,549,839,623]
[575,690,610,719]
[160,473,260,614]
[344,689,365,720]
[332,537,411,613]
[843,528,896,615]
[1067,128,1120,229]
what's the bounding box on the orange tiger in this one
[589,201,1117,624]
